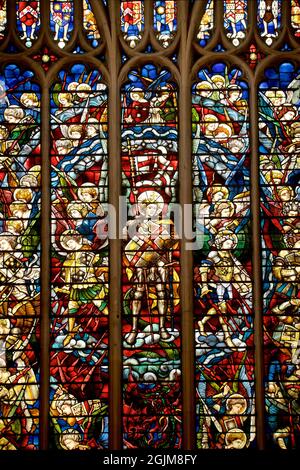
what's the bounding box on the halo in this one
[60,229,83,251]
[137,190,165,215]
[226,393,247,414]
[211,74,226,85]
[196,81,213,91]
[225,428,247,449]
[265,170,283,183]
[59,429,81,450]
[67,81,79,91]
[77,83,92,92]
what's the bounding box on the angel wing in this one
[198,200,211,219]
[232,191,251,233]
[287,73,300,105]
[233,190,250,216]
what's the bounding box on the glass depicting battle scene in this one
[49,64,109,450]
[259,64,300,449]
[192,63,255,449]
[0,0,299,453]
[121,65,181,448]
[0,65,41,450]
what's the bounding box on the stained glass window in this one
[16,1,40,47]
[153,1,177,48]
[121,64,181,448]
[197,0,214,47]
[50,1,74,49]
[121,1,144,48]
[192,63,254,449]
[259,63,300,449]
[83,0,101,47]
[0,0,299,456]
[50,64,109,450]
[224,1,247,46]
[0,0,7,41]
[292,0,300,37]
[257,0,281,45]
[0,64,41,450]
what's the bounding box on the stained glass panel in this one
[0,0,298,454]
[192,64,255,449]
[153,1,177,48]
[259,63,300,449]
[197,0,214,47]
[224,1,247,46]
[121,64,182,448]
[0,64,41,450]
[50,64,109,450]
[121,1,144,48]
[50,1,74,49]
[257,0,281,46]
[83,0,101,47]
[0,0,6,41]
[292,0,300,37]
[16,1,40,48]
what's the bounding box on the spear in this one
[168,220,175,331]
[126,137,139,210]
